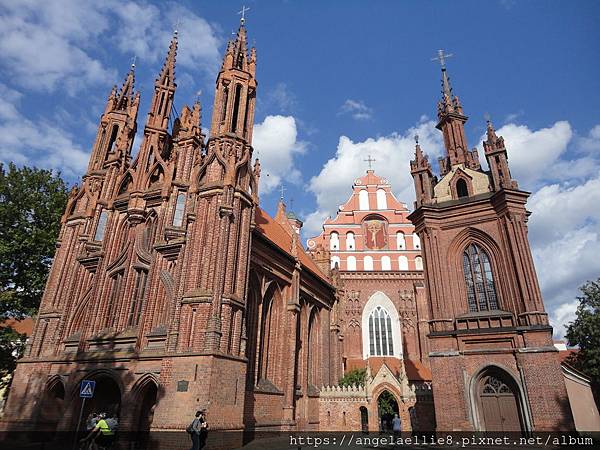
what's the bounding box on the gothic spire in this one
[157,31,178,87]
[116,63,136,110]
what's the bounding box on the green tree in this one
[565,278,600,384]
[0,163,68,385]
[338,368,367,387]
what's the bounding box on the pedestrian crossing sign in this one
[80,380,96,398]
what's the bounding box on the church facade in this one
[1,18,574,444]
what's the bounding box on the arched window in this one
[368,306,394,356]
[346,232,355,250]
[331,256,340,269]
[359,190,369,210]
[396,232,405,250]
[107,124,119,153]
[381,256,391,271]
[94,210,109,241]
[376,188,387,209]
[415,256,423,270]
[413,234,421,250]
[364,256,374,271]
[330,232,339,250]
[172,192,186,227]
[127,269,148,327]
[457,178,469,198]
[347,256,357,271]
[463,243,499,312]
[231,84,243,133]
[398,256,408,271]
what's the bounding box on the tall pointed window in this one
[457,178,469,198]
[128,270,148,327]
[368,306,394,356]
[173,192,186,227]
[94,210,108,241]
[463,243,499,312]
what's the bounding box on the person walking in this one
[188,410,208,450]
[392,413,402,436]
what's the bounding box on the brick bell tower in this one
[407,52,573,432]
[158,17,259,429]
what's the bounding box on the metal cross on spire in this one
[364,155,376,170]
[238,5,250,25]
[173,18,182,35]
[431,49,454,69]
[130,55,137,69]
[279,184,286,200]
[414,134,419,144]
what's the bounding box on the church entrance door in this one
[377,390,399,432]
[477,370,523,432]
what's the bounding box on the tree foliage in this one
[565,278,600,383]
[338,368,367,387]
[0,163,68,385]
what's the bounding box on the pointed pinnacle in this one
[158,33,178,85]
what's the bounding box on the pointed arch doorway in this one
[475,368,525,432]
[377,390,399,432]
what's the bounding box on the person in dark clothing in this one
[189,410,208,450]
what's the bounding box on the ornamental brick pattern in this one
[0,22,339,443]
[407,61,574,432]
[0,19,577,443]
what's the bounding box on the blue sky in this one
[1,0,599,339]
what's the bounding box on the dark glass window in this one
[456,178,469,198]
[463,243,499,312]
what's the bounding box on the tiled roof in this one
[254,207,330,285]
[1,317,35,335]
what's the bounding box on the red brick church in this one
[1,18,575,443]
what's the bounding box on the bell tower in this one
[407,52,573,432]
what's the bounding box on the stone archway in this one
[72,374,122,432]
[133,379,159,448]
[376,390,399,432]
[474,368,525,432]
[38,379,65,434]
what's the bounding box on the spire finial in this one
[238,5,250,25]
[173,18,181,36]
[414,134,419,144]
[279,183,286,200]
[431,49,454,101]
[364,154,376,170]
[431,49,453,70]
[130,55,137,70]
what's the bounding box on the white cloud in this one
[491,121,572,189]
[0,84,89,178]
[0,1,221,93]
[252,115,306,194]
[549,300,579,341]
[304,118,444,237]
[0,0,115,92]
[338,99,374,121]
[112,2,221,78]
[262,82,297,113]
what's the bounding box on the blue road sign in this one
[80,380,96,398]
